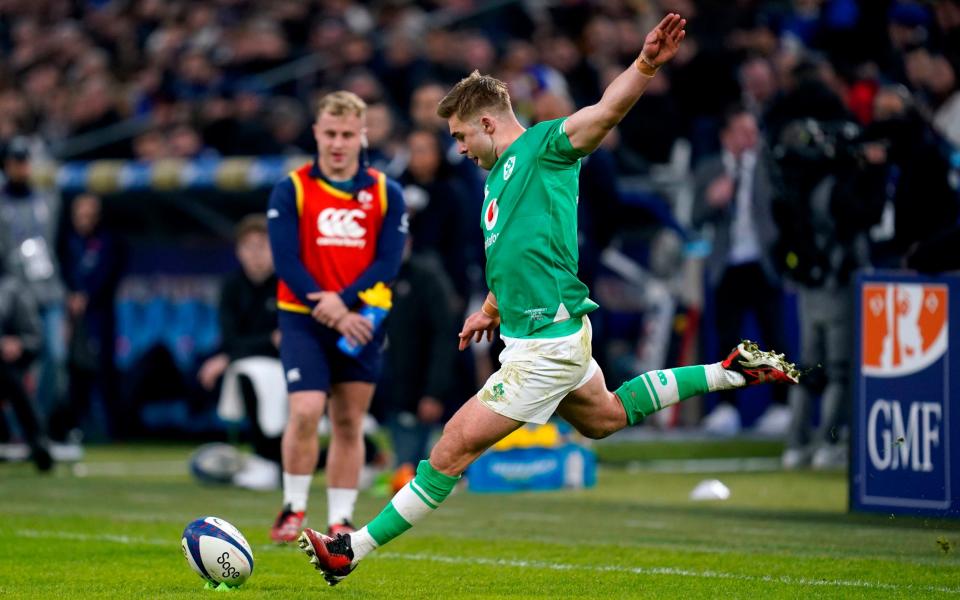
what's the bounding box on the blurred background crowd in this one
[0,0,958,478]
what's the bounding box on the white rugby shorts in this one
[478,316,599,424]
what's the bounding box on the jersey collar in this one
[309,158,376,193]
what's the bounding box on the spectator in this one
[375,240,459,490]
[266,98,313,155]
[408,81,485,225]
[363,102,404,177]
[399,128,476,311]
[0,136,66,420]
[0,273,53,471]
[772,110,887,470]
[864,85,959,269]
[199,214,286,490]
[739,56,782,124]
[693,106,788,436]
[49,193,124,444]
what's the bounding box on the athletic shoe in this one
[811,444,848,470]
[30,440,53,472]
[701,403,742,436]
[233,454,280,491]
[721,340,800,385]
[328,519,356,537]
[270,504,305,543]
[781,447,811,470]
[298,528,355,586]
[752,404,793,436]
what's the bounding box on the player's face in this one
[313,111,365,179]
[448,115,495,170]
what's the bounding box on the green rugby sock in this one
[351,460,459,561]
[615,366,710,425]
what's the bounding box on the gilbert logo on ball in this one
[181,517,254,588]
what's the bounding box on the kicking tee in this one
[481,117,599,339]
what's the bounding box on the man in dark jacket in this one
[50,193,123,442]
[0,137,66,418]
[198,214,282,489]
[0,272,53,471]
[693,106,788,436]
[375,244,459,484]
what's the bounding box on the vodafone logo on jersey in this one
[484,197,499,231]
[862,283,948,377]
[316,208,367,248]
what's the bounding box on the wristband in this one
[481,299,499,319]
[635,53,658,77]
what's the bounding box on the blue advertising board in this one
[468,444,596,493]
[852,271,959,517]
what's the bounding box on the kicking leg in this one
[299,396,522,586]
[556,368,627,439]
[562,341,800,432]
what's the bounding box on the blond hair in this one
[437,70,511,121]
[316,90,367,120]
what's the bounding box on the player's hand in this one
[308,291,348,327]
[457,310,498,351]
[641,13,686,68]
[335,312,374,346]
[417,396,444,423]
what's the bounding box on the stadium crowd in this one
[0,0,958,474]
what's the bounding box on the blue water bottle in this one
[337,283,392,356]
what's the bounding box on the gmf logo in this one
[862,283,947,377]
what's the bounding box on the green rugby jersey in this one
[481,117,599,338]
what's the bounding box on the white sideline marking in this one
[626,457,783,473]
[14,530,960,594]
[16,529,168,547]
[375,552,960,594]
[70,460,186,477]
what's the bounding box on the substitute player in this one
[267,91,406,542]
[299,14,798,583]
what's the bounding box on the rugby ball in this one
[181,516,254,587]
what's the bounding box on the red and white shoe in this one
[270,504,305,543]
[327,519,355,537]
[721,340,799,385]
[298,528,356,586]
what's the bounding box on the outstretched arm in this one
[564,13,686,155]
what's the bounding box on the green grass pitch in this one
[1,443,958,599]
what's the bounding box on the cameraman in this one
[863,85,960,271]
[772,107,887,470]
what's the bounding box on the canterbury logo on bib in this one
[317,208,367,247]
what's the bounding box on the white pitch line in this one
[15,529,169,547]
[12,529,960,595]
[375,552,960,594]
[70,460,186,477]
